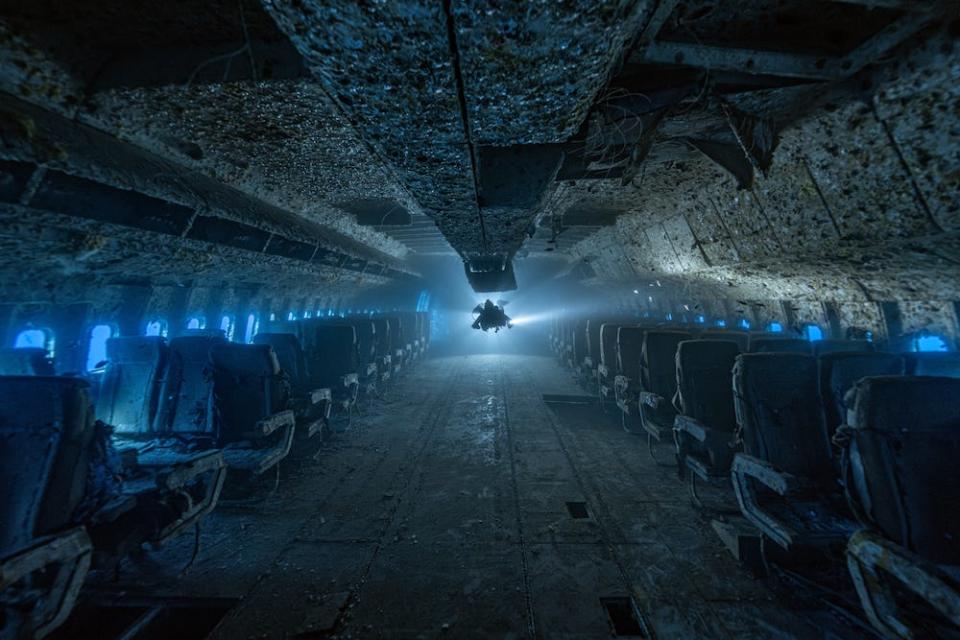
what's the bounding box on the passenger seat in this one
[908,351,960,378]
[254,333,331,439]
[303,324,361,418]
[673,340,740,486]
[614,326,645,429]
[731,353,854,551]
[843,376,960,639]
[638,330,690,443]
[209,343,297,475]
[1,377,92,639]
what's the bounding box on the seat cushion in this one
[818,352,905,439]
[733,353,833,487]
[849,376,960,563]
[675,340,739,434]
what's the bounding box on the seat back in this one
[303,324,359,387]
[0,377,93,554]
[616,327,645,378]
[640,330,690,398]
[254,333,308,392]
[599,323,628,370]
[386,317,402,352]
[907,352,960,378]
[372,318,391,358]
[95,336,167,434]
[675,340,739,434]
[812,340,874,356]
[154,335,224,434]
[572,319,589,364]
[0,348,56,375]
[748,337,812,354]
[818,352,906,440]
[349,319,377,367]
[417,311,430,346]
[849,376,960,563]
[210,343,289,444]
[698,331,749,352]
[733,353,833,487]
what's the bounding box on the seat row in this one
[550,318,960,639]
[0,311,430,639]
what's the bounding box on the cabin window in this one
[269,313,276,322]
[739,319,751,330]
[186,316,206,330]
[803,325,824,341]
[694,315,705,324]
[303,310,312,318]
[14,327,55,356]
[244,314,259,344]
[715,319,727,328]
[145,319,168,337]
[86,324,116,371]
[219,315,235,341]
[287,311,296,321]
[665,313,673,321]
[416,290,431,312]
[915,334,950,352]
[766,322,783,332]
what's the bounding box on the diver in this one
[471,299,512,332]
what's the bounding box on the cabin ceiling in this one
[0,0,956,301]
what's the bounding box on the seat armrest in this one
[639,391,664,409]
[307,387,332,404]
[255,409,296,437]
[674,415,734,449]
[847,529,960,638]
[153,450,225,491]
[731,453,810,496]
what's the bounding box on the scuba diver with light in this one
[471,299,512,332]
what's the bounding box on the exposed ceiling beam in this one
[637,0,681,45]
[636,42,840,80]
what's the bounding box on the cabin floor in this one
[58,349,872,639]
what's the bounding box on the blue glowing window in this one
[145,320,168,337]
[665,313,673,321]
[916,335,949,352]
[739,319,751,330]
[416,290,432,312]
[269,313,276,322]
[186,316,206,330]
[244,314,259,344]
[767,322,783,333]
[220,315,235,341]
[86,324,115,371]
[304,310,312,318]
[803,325,824,341]
[715,319,727,327]
[287,311,296,321]
[695,315,705,324]
[15,329,46,349]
